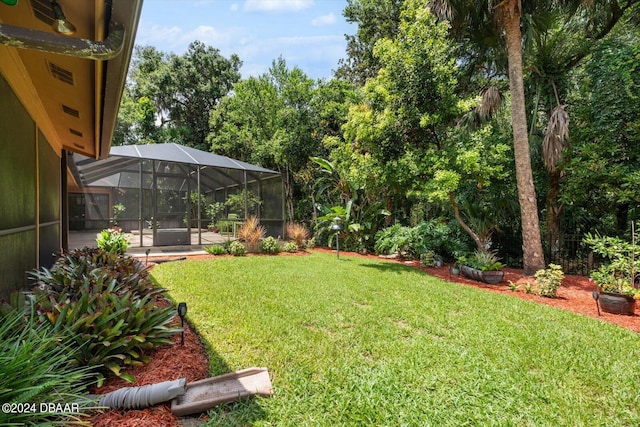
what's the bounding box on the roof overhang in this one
[0,0,143,159]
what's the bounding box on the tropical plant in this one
[535,264,564,298]
[260,236,281,254]
[585,229,640,299]
[206,202,225,226]
[0,308,97,425]
[228,240,246,257]
[112,203,126,226]
[464,250,504,272]
[283,241,299,253]
[205,244,227,255]
[238,216,266,252]
[96,228,129,255]
[225,190,262,217]
[29,248,180,381]
[286,222,310,249]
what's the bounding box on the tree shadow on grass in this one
[183,323,269,426]
[356,260,427,276]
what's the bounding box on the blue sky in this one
[135,0,356,80]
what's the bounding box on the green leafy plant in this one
[206,201,226,224]
[225,190,262,216]
[260,236,281,254]
[228,240,246,257]
[420,251,435,267]
[468,250,504,271]
[585,229,640,299]
[112,203,126,226]
[0,307,97,425]
[205,244,227,255]
[29,248,180,382]
[216,219,235,234]
[96,228,130,255]
[535,264,564,298]
[283,241,298,253]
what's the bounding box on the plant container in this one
[599,292,636,315]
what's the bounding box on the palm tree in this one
[429,0,544,274]
[429,0,639,274]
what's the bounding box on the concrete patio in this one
[68,230,233,257]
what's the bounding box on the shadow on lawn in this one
[191,326,268,425]
[356,259,426,276]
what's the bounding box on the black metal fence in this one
[495,232,605,277]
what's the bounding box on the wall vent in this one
[30,0,54,25]
[62,105,80,118]
[69,128,83,137]
[48,62,74,85]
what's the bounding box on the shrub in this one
[228,240,246,256]
[96,228,129,254]
[584,231,640,298]
[0,307,97,425]
[29,248,180,382]
[205,244,227,255]
[238,216,266,252]
[286,223,310,248]
[283,241,298,253]
[260,236,281,254]
[420,251,435,267]
[535,264,565,298]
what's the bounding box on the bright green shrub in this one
[283,241,298,253]
[535,264,565,298]
[0,308,96,425]
[96,228,129,254]
[29,248,180,382]
[260,236,281,254]
[228,241,246,256]
[205,244,227,255]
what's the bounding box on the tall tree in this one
[209,58,317,221]
[336,0,403,85]
[115,42,241,150]
[429,0,547,274]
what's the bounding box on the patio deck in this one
[69,230,232,257]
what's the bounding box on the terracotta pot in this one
[599,292,636,315]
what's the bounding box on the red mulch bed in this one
[90,249,640,426]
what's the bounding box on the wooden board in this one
[171,367,273,417]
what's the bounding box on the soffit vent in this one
[69,128,83,137]
[30,0,54,25]
[62,104,80,118]
[48,62,74,85]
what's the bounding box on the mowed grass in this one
[151,251,640,426]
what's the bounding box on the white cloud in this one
[243,0,314,12]
[136,23,249,55]
[311,13,336,27]
[230,3,239,11]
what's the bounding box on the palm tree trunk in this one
[501,1,545,275]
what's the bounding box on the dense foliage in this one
[113,1,640,266]
[0,307,96,425]
[29,248,180,382]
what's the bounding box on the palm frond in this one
[477,86,502,119]
[542,104,569,172]
[427,0,454,21]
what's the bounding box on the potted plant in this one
[460,250,505,284]
[206,202,225,233]
[585,226,639,315]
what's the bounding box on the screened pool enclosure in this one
[70,143,284,247]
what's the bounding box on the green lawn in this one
[151,251,640,426]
